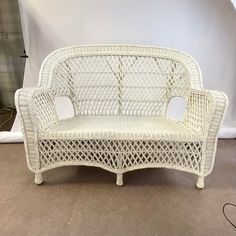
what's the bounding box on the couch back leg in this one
[196,176,205,189]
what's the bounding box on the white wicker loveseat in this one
[15,45,228,189]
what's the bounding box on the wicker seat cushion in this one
[39,116,200,141]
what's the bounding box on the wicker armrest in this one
[202,90,228,175]
[184,89,228,136]
[15,87,58,131]
[184,89,228,175]
[15,87,58,171]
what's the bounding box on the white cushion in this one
[39,116,201,141]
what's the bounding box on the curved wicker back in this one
[38,45,202,116]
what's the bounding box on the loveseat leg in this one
[196,176,204,189]
[116,173,123,186]
[35,173,43,185]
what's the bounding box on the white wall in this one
[18,0,236,125]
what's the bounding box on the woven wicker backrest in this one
[39,45,202,116]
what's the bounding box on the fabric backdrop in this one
[1,0,236,142]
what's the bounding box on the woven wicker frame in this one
[15,45,228,188]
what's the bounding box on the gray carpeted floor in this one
[0,140,236,235]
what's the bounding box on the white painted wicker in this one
[15,45,228,188]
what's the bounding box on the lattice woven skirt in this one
[38,139,202,175]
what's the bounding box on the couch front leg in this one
[116,173,123,186]
[196,176,204,189]
[35,173,43,185]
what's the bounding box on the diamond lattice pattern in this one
[38,139,202,174]
[52,55,190,116]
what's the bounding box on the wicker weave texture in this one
[15,45,228,188]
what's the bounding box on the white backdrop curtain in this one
[1,0,236,142]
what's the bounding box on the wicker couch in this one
[15,45,228,188]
